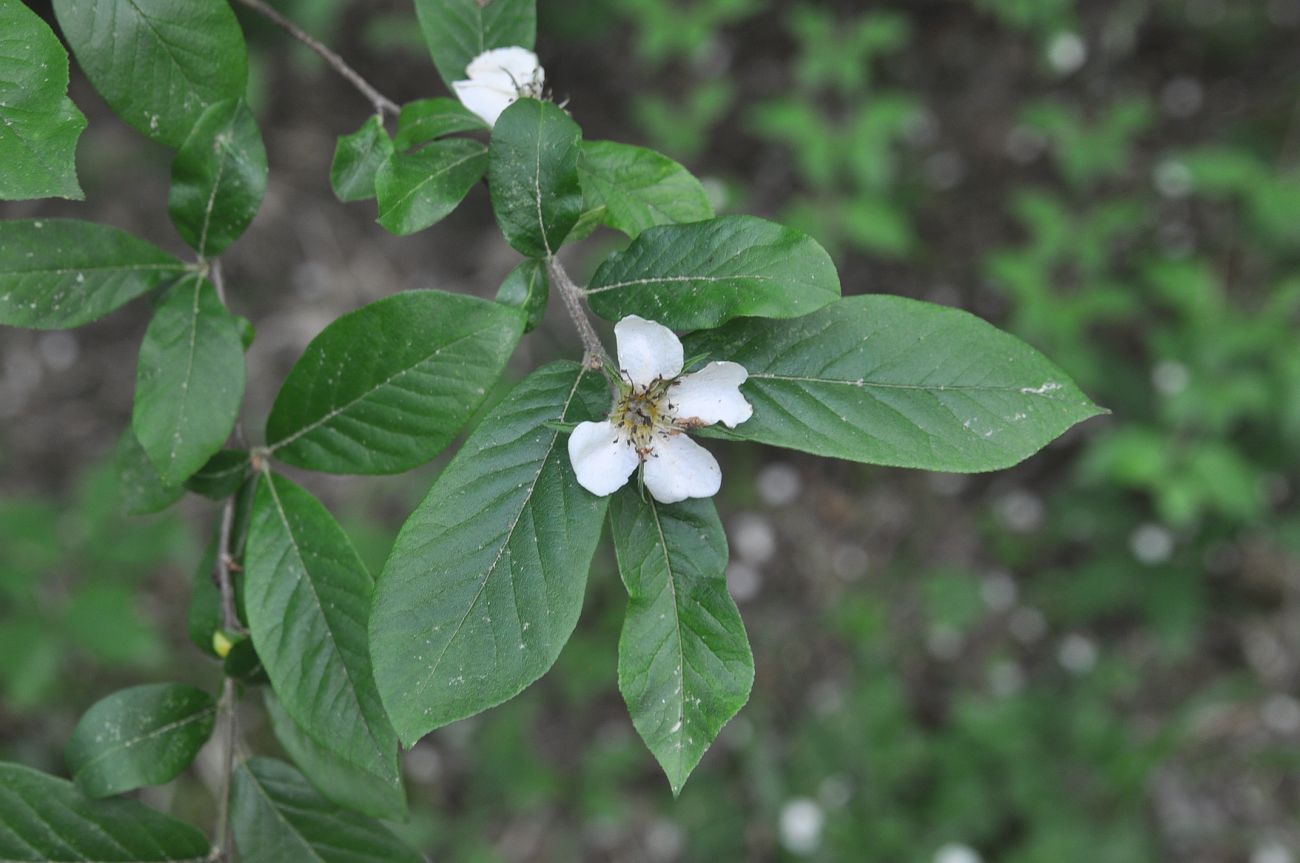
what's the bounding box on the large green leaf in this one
[65,683,216,798]
[375,138,487,235]
[586,215,841,331]
[266,290,523,474]
[394,97,487,151]
[168,99,266,257]
[414,0,536,87]
[230,758,421,863]
[0,0,87,200]
[371,362,609,745]
[331,114,393,203]
[52,0,248,149]
[0,219,185,329]
[609,492,752,795]
[133,276,246,486]
[578,140,713,238]
[494,257,548,333]
[244,473,399,785]
[0,761,210,861]
[264,693,407,821]
[488,98,583,257]
[114,427,183,515]
[684,295,1106,472]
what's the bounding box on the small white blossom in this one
[568,315,753,505]
[452,47,545,127]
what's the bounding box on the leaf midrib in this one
[72,704,215,781]
[419,370,586,691]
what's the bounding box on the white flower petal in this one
[614,315,683,388]
[466,47,542,88]
[452,79,518,127]
[643,433,721,504]
[568,420,639,497]
[670,361,753,428]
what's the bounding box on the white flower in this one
[452,46,545,127]
[568,316,753,505]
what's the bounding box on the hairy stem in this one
[234,0,399,117]
[548,256,609,369]
[214,495,244,634]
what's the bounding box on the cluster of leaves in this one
[1,0,1100,857]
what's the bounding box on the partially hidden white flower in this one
[568,315,753,505]
[452,46,545,127]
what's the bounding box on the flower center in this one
[611,380,675,457]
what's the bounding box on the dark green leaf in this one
[266,290,523,474]
[184,449,250,499]
[371,362,608,745]
[168,99,266,257]
[0,219,185,329]
[0,762,210,861]
[133,275,246,486]
[0,0,87,200]
[684,295,1106,472]
[264,693,407,821]
[495,258,548,332]
[394,97,487,151]
[187,537,222,658]
[66,683,216,798]
[578,140,713,238]
[52,0,248,148]
[586,215,841,331]
[488,98,583,257]
[609,493,752,795]
[222,636,268,684]
[414,0,535,88]
[375,138,487,235]
[245,473,399,783]
[231,758,421,863]
[331,114,393,203]
[114,427,183,515]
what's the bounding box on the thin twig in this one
[210,678,238,863]
[213,496,245,634]
[234,0,399,117]
[548,256,609,369]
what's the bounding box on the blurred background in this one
[2,0,1300,860]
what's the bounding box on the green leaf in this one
[586,215,841,331]
[52,0,249,149]
[375,138,487,235]
[133,275,246,486]
[187,537,222,658]
[371,362,608,745]
[231,758,421,863]
[114,427,183,515]
[222,636,268,684]
[0,761,210,861]
[488,98,583,257]
[266,290,523,474]
[245,472,399,784]
[0,0,87,200]
[264,693,407,821]
[394,97,487,151]
[495,258,548,332]
[684,295,1106,472]
[168,99,266,257]
[0,219,186,329]
[414,0,536,88]
[331,114,393,203]
[578,140,713,238]
[65,683,216,798]
[609,492,752,795]
[184,449,250,499]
